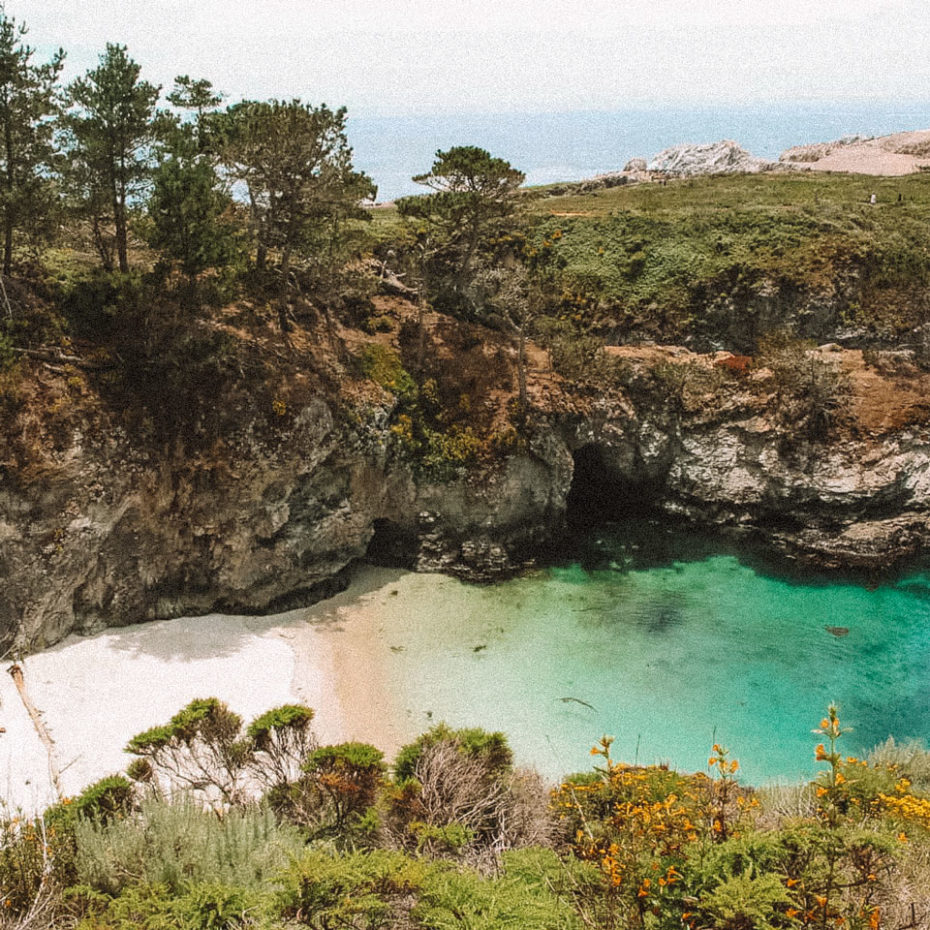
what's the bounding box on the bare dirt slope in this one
[781,129,930,176]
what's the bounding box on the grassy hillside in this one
[369,170,930,351]
[520,171,930,348]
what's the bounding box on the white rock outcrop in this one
[648,140,773,177]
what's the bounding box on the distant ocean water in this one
[349,100,930,202]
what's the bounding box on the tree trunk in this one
[114,195,129,273]
[3,107,14,277]
[92,214,113,272]
[3,212,11,278]
[277,247,292,333]
[517,326,527,410]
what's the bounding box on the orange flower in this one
[786,878,799,888]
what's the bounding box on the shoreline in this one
[0,565,413,813]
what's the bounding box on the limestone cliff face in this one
[4,350,930,652]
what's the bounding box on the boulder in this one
[648,140,772,177]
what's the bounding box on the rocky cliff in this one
[4,327,930,653]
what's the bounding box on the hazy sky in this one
[8,0,930,115]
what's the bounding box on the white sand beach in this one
[0,565,418,813]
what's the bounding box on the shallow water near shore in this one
[355,523,930,784]
[6,521,930,808]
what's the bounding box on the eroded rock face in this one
[0,394,574,651]
[4,357,930,652]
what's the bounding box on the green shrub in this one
[275,848,428,928]
[72,796,304,897]
[302,742,386,832]
[246,704,317,790]
[0,809,53,915]
[384,726,551,866]
[72,775,134,825]
[359,343,416,399]
[414,847,583,929]
[698,872,793,929]
[394,725,512,784]
[72,879,273,930]
[55,269,146,341]
[126,698,249,803]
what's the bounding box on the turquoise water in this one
[373,525,930,784]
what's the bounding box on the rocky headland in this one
[5,308,930,653]
[540,126,930,194]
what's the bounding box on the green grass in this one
[520,171,930,344]
[528,170,930,216]
[370,171,930,346]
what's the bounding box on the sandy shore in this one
[0,565,414,813]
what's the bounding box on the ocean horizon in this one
[349,99,930,201]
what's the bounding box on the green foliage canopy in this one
[63,43,160,273]
[214,99,376,284]
[0,12,64,275]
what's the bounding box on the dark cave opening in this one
[365,518,418,568]
[565,444,658,527]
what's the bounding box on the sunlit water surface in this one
[370,525,930,784]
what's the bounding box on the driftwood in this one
[8,663,62,799]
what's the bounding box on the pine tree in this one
[0,12,64,275]
[64,44,159,273]
[397,147,524,314]
[215,100,375,284]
